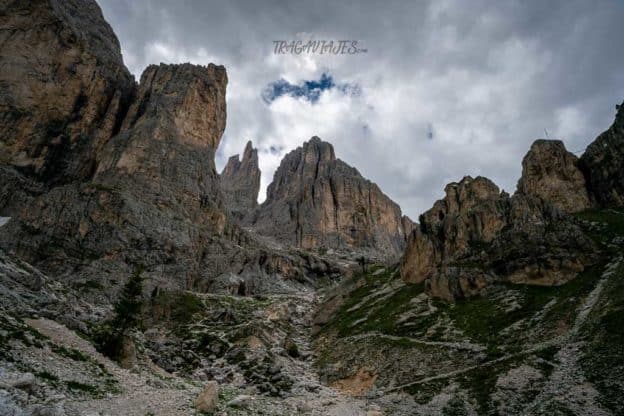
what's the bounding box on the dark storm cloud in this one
[97,0,624,218]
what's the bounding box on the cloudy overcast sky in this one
[98,0,624,219]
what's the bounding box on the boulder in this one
[195,381,219,413]
[517,139,591,213]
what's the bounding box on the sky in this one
[97,0,624,219]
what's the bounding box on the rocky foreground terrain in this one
[1,1,623,415]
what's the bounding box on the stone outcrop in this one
[220,141,261,219]
[401,174,596,301]
[400,110,624,301]
[0,0,349,302]
[0,0,135,184]
[517,140,591,213]
[248,137,413,258]
[580,102,624,208]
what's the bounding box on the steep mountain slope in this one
[220,141,261,219]
[400,138,604,301]
[0,0,342,305]
[314,105,624,415]
[248,137,414,259]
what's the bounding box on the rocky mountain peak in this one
[517,139,591,213]
[248,136,413,258]
[119,63,227,153]
[580,101,624,207]
[220,140,261,219]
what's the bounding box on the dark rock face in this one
[220,141,261,219]
[401,175,596,301]
[0,58,237,292]
[580,102,624,208]
[0,0,347,300]
[248,137,413,258]
[0,0,135,184]
[517,140,591,213]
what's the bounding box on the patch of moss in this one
[36,370,59,382]
[75,279,103,291]
[442,395,469,416]
[446,262,605,347]
[65,380,99,394]
[51,344,89,361]
[404,378,449,404]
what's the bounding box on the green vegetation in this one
[65,380,100,396]
[93,266,144,361]
[51,344,90,361]
[75,279,103,291]
[404,379,449,404]
[36,370,59,382]
[581,260,624,413]
[442,396,469,416]
[316,266,433,338]
[447,262,604,347]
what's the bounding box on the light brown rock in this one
[195,381,219,412]
[249,137,413,259]
[517,139,591,213]
[0,0,135,184]
[221,141,261,219]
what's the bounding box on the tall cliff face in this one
[0,0,242,292]
[517,140,591,213]
[94,63,229,228]
[401,106,624,301]
[581,102,624,208]
[248,137,413,258]
[220,141,261,219]
[0,0,345,300]
[401,173,595,301]
[0,0,135,184]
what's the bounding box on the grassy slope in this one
[315,208,624,415]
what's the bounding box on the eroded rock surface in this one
[0,0,337,301]
[400,175,596,301]
[220,141,261,219]
[248,137,413,259]
[517,139,591,213]
[0,0,135,184]
[581,102,624,208]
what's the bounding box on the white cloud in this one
[98,0,624,218]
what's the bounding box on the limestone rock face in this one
[401,176,509,285]
[0,60,236,291]
[220,141,261,219]
[95,62,229,228]
[580,102,624,208]
[517,140,591,213]
[400,175,596,301]
[248,137,412,258]
[0,0,135,184]
[0,0,346,300]
[0,0,239,292]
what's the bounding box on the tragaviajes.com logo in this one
[273,40,367,55]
